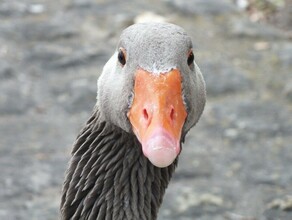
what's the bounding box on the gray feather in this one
[97,22,206,134]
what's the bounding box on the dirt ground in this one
[0,0,291,219]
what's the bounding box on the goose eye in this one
[187,51,194,66]
[118,48,126,66]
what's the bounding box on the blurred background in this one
[0,0,291,219]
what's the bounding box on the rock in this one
[229,18,286,39]
[0,1,27,17]
[27,164,52,193]
[26,44,72,64]
[160,182,228,219]
[251,171,280,185]
[253,41,270,51]
[27,4,45,14]
[225,212,256,220]
[57,78,97,114]
[218,101,291,138]
[267,196,292,211]
[70,0,96,8]
[14,19,79,42]
[0,61,15,79]
[234,0,249,10]
[165,0,238,15]
[0,2,46,17]
[26,44,109,69]
[0,82,35,115]
[49,48,107,69]
[174,157,213,180]
[264,208,292,220]
[134,12,168,23]
[0,210,9,220]
[202,61,252,96]
[272,42,292,66]
[234,101,291,137]
[198,193,224,206]
[283,80,292,103]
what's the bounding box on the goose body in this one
[61,22,206,220]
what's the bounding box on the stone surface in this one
[229,18,287,39]
[0,0,291,220]
[272,42,292,66]
[0,82,35,115]
[284,80,292,103]
[202,61,252,96]
[166,0,238,15]
[0,60,15,79]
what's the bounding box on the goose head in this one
[97,22,206,168]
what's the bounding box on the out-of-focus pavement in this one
[0,0,291,219]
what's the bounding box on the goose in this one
[60,22,206,220]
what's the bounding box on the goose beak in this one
[127,69,187,168]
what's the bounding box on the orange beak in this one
[127,69,187,167]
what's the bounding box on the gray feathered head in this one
[97,22,206,167]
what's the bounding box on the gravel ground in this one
[0,0,291,219]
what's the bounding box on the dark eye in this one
[118,48,126,66]
[187,51,194,66]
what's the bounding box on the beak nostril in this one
[143,109,149,121]
[170,107,175,122]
